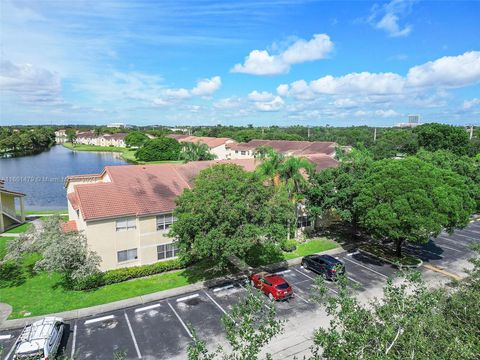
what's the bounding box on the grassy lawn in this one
[0,255,226,319]
[4,222,32,234]
[25,209,68,215]
[0,236,15,259]
[0,238,339,319]
[246,238,339,267]
[283,238,339,260]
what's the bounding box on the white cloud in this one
[375,109,400,117]
[463,98,480,109]
[191,76,221,96]
[276,84,289,96]
[231,34,333,75]
[213,97,243,109]
[280,34,334,64]
[163,88,191,100]
[248,90,275,102]
[369,0,414,37]
[406,51,480,88]
[0,59,62,104]
[254,96,284,112]
[289,80,316,100]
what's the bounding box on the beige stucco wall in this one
[1,193,16,211]
[80,214,176,271]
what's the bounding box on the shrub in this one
[281,239,297,252]
[0,261,25,288]
[135,137,181,161]
[74,258,183,290]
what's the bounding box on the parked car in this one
[14,317,64,360]
[249,272,293,300]
[301,254,345,280]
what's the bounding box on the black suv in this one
[301,254,345,280]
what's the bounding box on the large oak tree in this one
[353,157,475,256]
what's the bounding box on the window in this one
[117,248,137,262]
[297,215,312,228]
[235,150,238,154]
[157,242,179,260]
[116,217,136,231]
[157,213,175,231]
[241,151,246,155]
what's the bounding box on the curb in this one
[0,246,345,331]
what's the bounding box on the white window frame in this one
[156,213,175,231]
[116,217,136,232]
[117,248,138,262]
[241,150,246,155]
[157,242,179,260]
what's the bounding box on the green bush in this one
[135,137,181,161]
[74,258,183,290]
[0,261,25,288]
[281,239,298,252]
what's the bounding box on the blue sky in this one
[1,0,479,127]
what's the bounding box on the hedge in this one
[74,258,183,290]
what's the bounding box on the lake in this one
[0,145,129,210]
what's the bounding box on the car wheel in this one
[268,293,275,301]
[301,261,307,269]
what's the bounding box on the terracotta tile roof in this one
[103,133,126,140]
[304,155,339,171]
[243,140,337,155]
[67,192,80,210]
[61,220,78,233]
[167,134,234,149]
[68,159,259,221]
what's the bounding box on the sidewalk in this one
[0,247,344,330]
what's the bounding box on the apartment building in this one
[76,132,127,147]
[65,156,338,271]
[167,134,236,160]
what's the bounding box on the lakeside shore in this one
[62,142,183,165]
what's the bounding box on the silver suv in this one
[14,317,64,360]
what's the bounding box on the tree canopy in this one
[414,123,470,155]
[180,141,216,161]
[135,137,181,161]
[353,157,475,256]
[170,164,294,268]
[125,131,149,147]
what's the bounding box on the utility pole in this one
[469,125,474,140]
[307,126,310,138]
[373,127,377,142]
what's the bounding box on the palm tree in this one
[256,147,284,187]
[180,142,216,162]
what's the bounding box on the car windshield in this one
[276,283,290,290]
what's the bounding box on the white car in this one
[14,317,64,360]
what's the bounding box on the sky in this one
[0,0,479,127]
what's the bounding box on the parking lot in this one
[1,221,479,360]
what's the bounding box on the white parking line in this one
[461,229,480,236]
[135,303,161,313]
[167,302,193,339]
[213,284,234,292]
[436,243,463,252]
[84,315,115,325]
[292,268,338,295]
[454,233,477,241]
[203,291,228,315]
[0,334,12,340]
[124,313,142,359]
[4,333,21,360]
[293,291,310,304]
[176,293,199,303]
[274,269,291,275]
[347,276,363,286]
[438,235,471,246]
[342,257,389,280]
[70,321,77,358]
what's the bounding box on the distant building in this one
[107,123,126,128]
[76,132,127,147]
[408,115,420,124]
[55,129,67,144]
[395,114,420,128]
